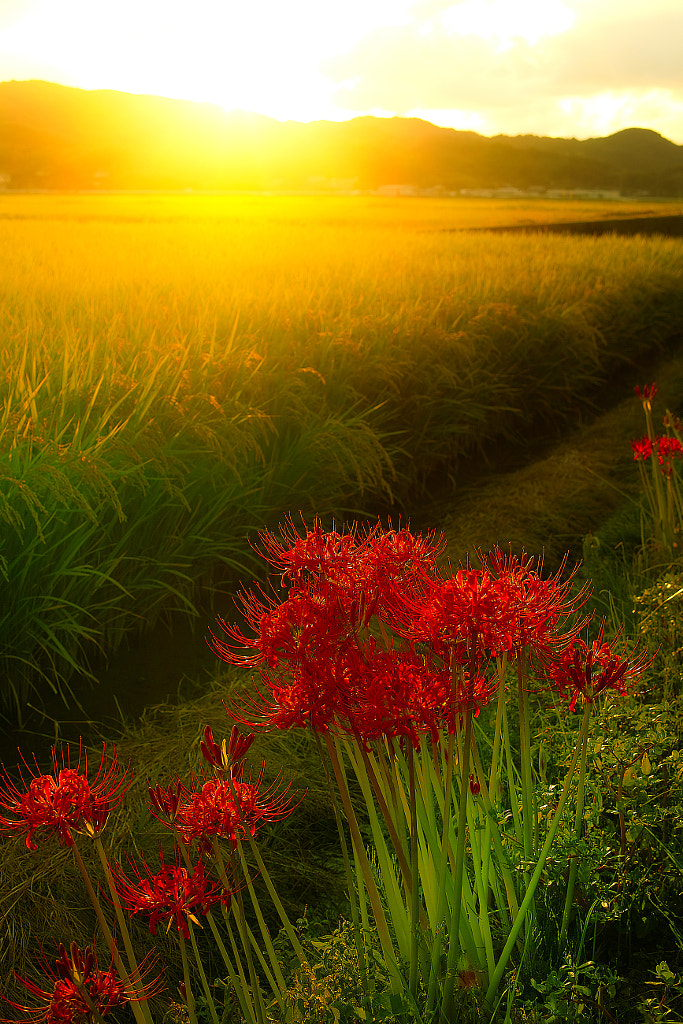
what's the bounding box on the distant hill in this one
[1,79,682,195]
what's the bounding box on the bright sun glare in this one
[0,0,415,121]
[1,0,574,121]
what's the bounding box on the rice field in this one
[1,193,683,717]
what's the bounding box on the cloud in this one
[540,2,683,94]
[324,0,683,139]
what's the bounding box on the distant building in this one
[545,188,621,200]
[459,187,524,198]
[375,184,418,197]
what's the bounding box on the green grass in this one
[1,194,683,714]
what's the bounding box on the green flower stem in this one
[92,834,155,1024]
[483,703,591,1013]
[222,765,307,970]
[353,735,413,896]
[343,738,412,964]
[558,701,592,953]
[517,660,536,879]
[188,920,221,1024]
[441,703,474,1022]
[205,908,257,1024]
[488,655,509,802]
[314,732,373,1018]
[212,839,267,1024]
[465,787,494,981]
[408,743,420,1000]
[69,836,150,1024]
[324,732,404,994]
[469,732,519,927]
[178,929,199,1024]
[218,908,259,1024]
[502,697,523,851]
[234,839,288,997]
[426,729,455,1016]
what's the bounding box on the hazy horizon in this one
[2,75,682,148]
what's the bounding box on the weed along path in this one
[3,344,682,771]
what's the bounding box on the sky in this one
[0,0,682,143]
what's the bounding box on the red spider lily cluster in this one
[2,942,161,1024]
[547,623,654,712]
[209,519,648,747]
[148,733,300,854]
[111,849,228,940]
[0,745,132,850]
[631,435,683,474]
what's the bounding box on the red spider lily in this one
[257,518,360,586]
[340,643,491,747]
[635,383,658,403]
[547,622,655,712]
[388,566,517,665]
[200,725,255,772]
[355,526,445,623]
[0,745,132,850]
[111,849,227,939]
[484,548,589,658]
[1,941,162,1023]
[631,436,653,461]
[209,582,350,670]
[631,436,683,474]
[656,436,683,475]
[160,764,301,853]
[147,777,186,826]
[211,522,444,670]
[227,654,354,733]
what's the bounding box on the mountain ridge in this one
[1,79,682,195]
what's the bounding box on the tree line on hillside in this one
[1,79,683,195]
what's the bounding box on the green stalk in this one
[314,731,373,1016]
[178,929,199,1024]
[488,654,509,802]
[501,696,523,856]
[558,701,592,953]
[234,839,288,995]
[468,793,494,981]
[469,732,519,926]
[222,769,307,969]
[188,920,221,1024]
[408,743,420,1000]
[354,734,413,895]
[343,737,411,963]
[441,703,474,1022]
[483,703,591,1013]
[212,839,267,1024]
[517,658,535,868]
[69,837,150,1024]
[205,909,257,1024]
[324,732,404,994]
[426,729,455,1016]
[93,835,155,1024]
